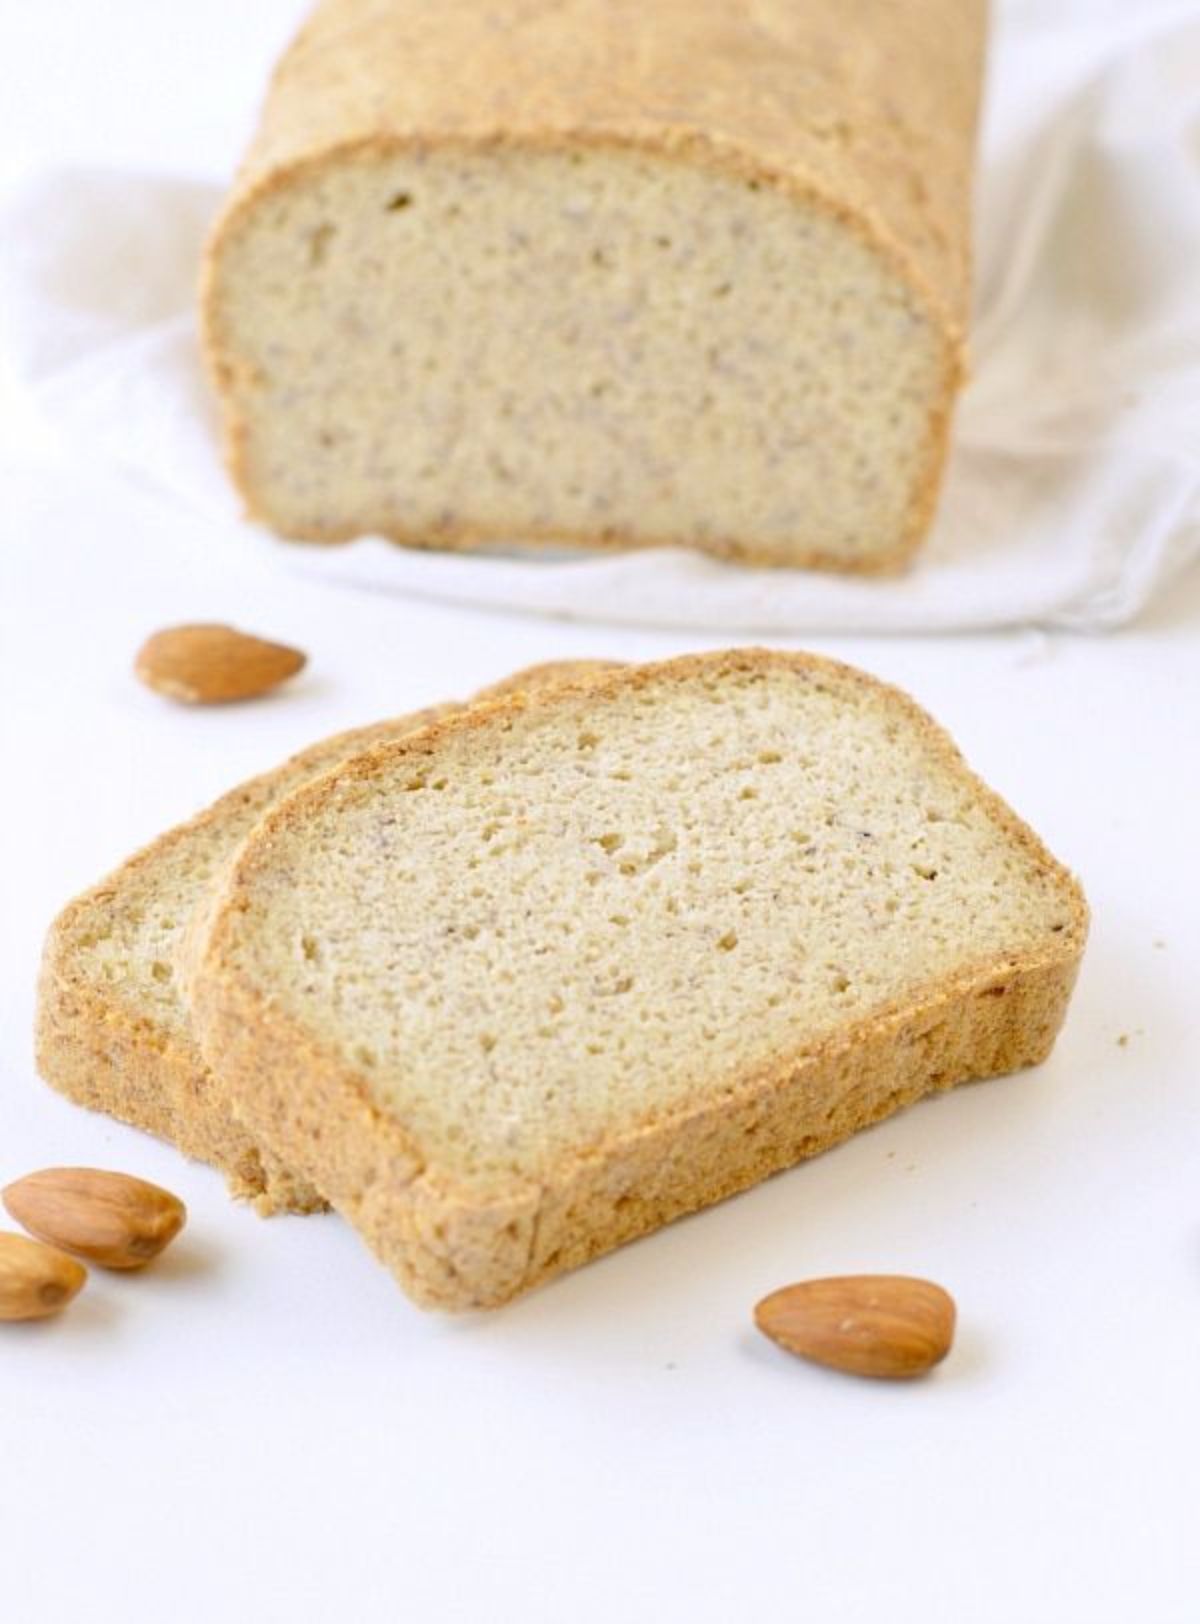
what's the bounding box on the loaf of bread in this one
[203,0,985,571]
[36,661,617,1213]
[188,650,1086,1309]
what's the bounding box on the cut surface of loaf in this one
[203,0,985,571]
[36,660,618,1214]
[189,650,1087,1307]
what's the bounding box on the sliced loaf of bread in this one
[203,0,985,570]
[188,650,1088,1305]
[36,660,617,1213]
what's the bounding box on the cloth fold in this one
[2,2,1197,632]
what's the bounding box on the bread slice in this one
[202,0,985,571]
[188,650,1088,1306]
[36,660,618,1214]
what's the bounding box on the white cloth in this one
[2,0,1198,632]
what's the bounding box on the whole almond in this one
[754,1275,955,1379]
[0,1231,87,1321]
[3,1169,186,1271]
[134,623,306,703]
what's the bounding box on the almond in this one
[754,1274,955,1379]
[0,1231,87,1321]
[3,1168,186,1271]
[134,623,306,703]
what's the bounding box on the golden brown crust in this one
[36,833,329,1215]
[475,659,624,700]
[35,663,616,1214]
[189,649,1088,1307]
[227,1,981,332]
[201,0,985,570]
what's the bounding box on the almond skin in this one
[754,1275,956,1379]
[3,1169,186,1271]
[0,1231,87,1321]
[134,623,306,703]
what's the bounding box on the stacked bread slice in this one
[36,660,617,1214]
[38,651,1087,1308]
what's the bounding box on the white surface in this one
[3,4,1200,630]
[2,4,1199,1623]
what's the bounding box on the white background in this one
[2,4,1199,1622]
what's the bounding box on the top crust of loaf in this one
[223,0,983,337]
[189,649,1087,1308]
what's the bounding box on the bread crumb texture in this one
[203,0,985,569]
[192,651,1087,1308]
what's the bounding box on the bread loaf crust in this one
[188,650,1088,1308]
[203,0,987,570]
[227,0,982,331]
[192,939,1081,1309]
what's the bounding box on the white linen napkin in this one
[2,1,1198,632]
